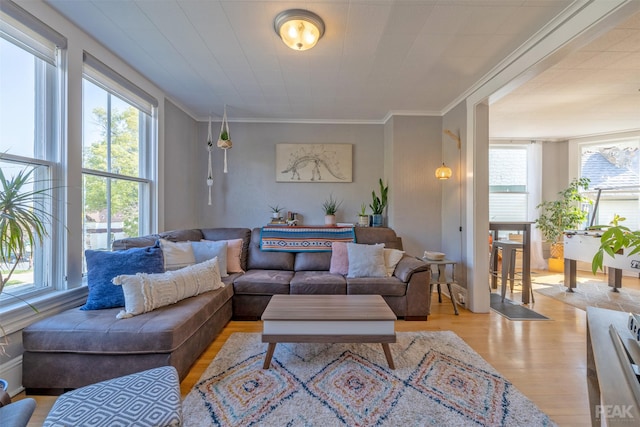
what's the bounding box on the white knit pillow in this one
[112,257,224,319]
[346,243,387,278]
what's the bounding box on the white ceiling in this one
[490,9,640,140]
[45,0,639,139]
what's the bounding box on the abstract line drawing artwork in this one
[276,144,352,183]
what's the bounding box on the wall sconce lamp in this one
[435,163,452,180]
[274,9,325,51]
[435,129,462,180]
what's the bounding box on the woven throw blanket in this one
[260,226,355,252]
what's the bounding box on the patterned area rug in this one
[183,332,555,426]
[533,272,640,313]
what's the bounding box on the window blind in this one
[0,0,66,64]
[83,51,158,115]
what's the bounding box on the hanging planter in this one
[206,116,214,205]
[217,105,232,173]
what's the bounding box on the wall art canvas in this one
[276,143,352,183]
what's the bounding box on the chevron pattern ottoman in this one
[43,366,182,426]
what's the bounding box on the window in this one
[489,145,528,221]
[82,53,156,266]
[0,3,65,301]
[579,139,640,230]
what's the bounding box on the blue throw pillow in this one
[82,246,164,310]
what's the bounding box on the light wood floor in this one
[18,270,640,426]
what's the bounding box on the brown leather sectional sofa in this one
[22,227,430,393]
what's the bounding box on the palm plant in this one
[0,164,54,353]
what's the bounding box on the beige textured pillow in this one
[384,248,405,277]
[113,257,224,319]
[158,238,196,270]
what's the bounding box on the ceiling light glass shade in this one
[274,9,325,51]
[435,163,452,180]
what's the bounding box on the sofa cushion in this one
[23,284,234,354]
[248,228,294,270]
[191,240,228,277]
[112,234,161,251]
[347,243,387,278]
[347,277,407,297]
[393,255,430,282]
[82,247,164,310]
[290,271,347,294]
[354,227,402,250]
[294,251,332,271]
[111,229,204,251]
[159,239,196,271]
[113,257,224,318]
[232,269,293,295]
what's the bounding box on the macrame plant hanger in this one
[206,115,214,205]
[217,104,232,173]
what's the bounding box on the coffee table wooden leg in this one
[381,343,395,370]
[263,343,277,369]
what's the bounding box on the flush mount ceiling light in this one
[274,9,325,51]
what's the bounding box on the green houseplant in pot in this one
[269,204,284,220]
[535,177,591,266]
[357,203,369,227]
[322,194,342,225]
[0,164,54,355]
[591,215,640,274]
[370,178,388,227]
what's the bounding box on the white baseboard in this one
[0,355,24,397]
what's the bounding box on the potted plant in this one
[591,215,640,274]
[1,164,54,355]
[269,204,284,220]
[535,177,591,265]
[357,203,369,227]
[217,106,233,173]
[369,178,388,227]
[322,194,342,225]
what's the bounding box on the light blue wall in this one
[195,121,386,229]
[162,116,445,257]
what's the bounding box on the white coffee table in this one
[261,294,397,369]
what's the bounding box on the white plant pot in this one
[325,215,336,225]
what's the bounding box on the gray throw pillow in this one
[191,240,229,277]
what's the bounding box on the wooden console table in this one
[586,307,640,426]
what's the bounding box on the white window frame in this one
[0,2,66,307]
[574,134,640,230]
[81,53,157,262]
[489,143,529,222]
